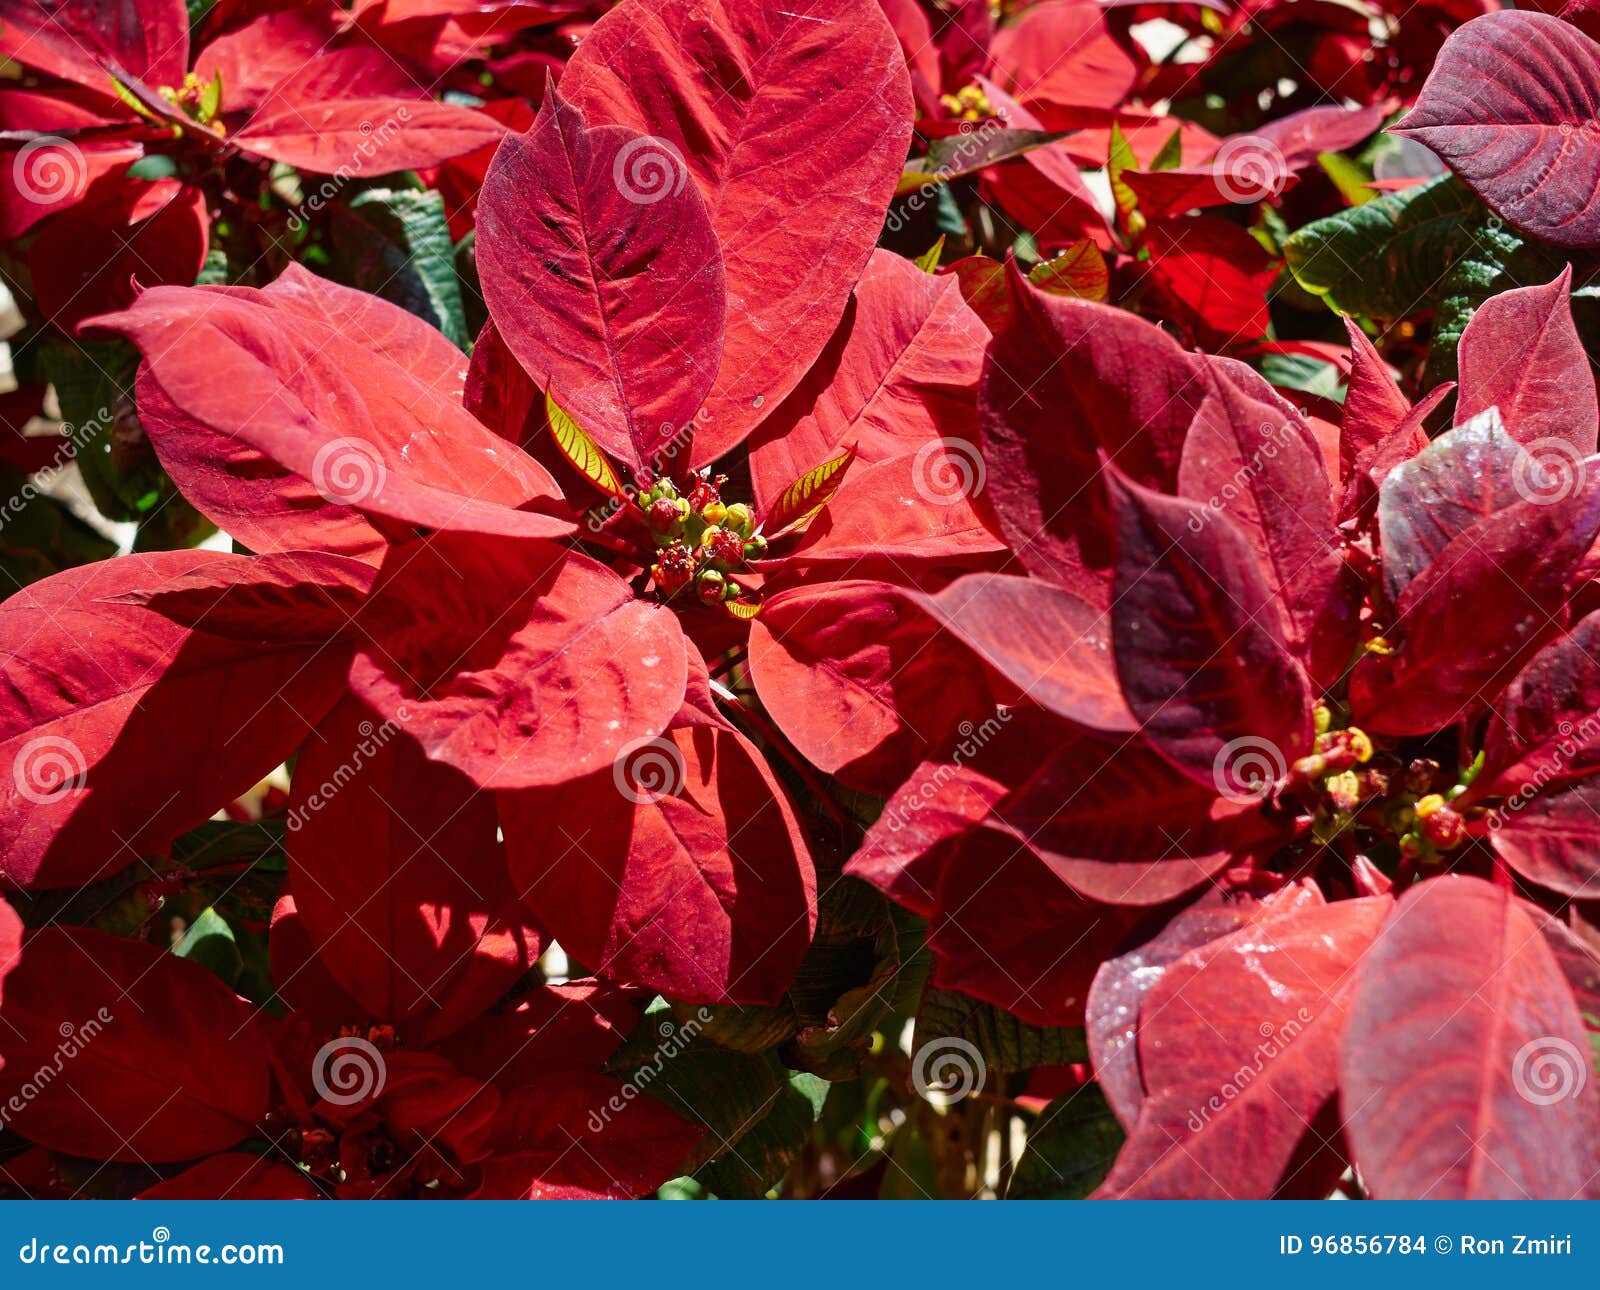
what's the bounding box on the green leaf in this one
[760,445,856,539]
[913,987,1088,1074]
[545,391,630,501]
[608,1001,824,1197]
[1028,238,1109,302]
[1150,126,1184,172]
[199,70,223,123]
[327,188,470,349]
[172,906,243,987]
[1006,1085,1125,1199]
[1107,122,1141,235]
[913,236,946,274]
[1284,175,1562,382]
[1316,151,1374,206]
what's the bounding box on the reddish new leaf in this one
[559,0,914,462]
[1394,11,1600,247]
[1096,897,1390,1198]
[1342,876,1600,1198]
[475,86,726,472]
[0,927,270,1163]
[0,0,188,93]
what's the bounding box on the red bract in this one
[0,0,505,326]
[848,257,1600,1196]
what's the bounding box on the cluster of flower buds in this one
[940,84,995,122]
[642,471,766,609]
[148,70,225,131]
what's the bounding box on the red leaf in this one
[1352,471,1600,735]
[32,177,208,332]
[500,664,815,1005]
[288,697,541,1028]
[0,553,350,888]
[1339,319,1414,482]
[475,85,725,472]
[747,249,987,512]
[928,828,1144,1027]
[991,733,1285,906]
[0,927,270,1163]
[139,1154,320,1200]
[1488,775,1600,897]
[1394,11,1600,247]
[90,272,572,552]
[236,82,506,173]
[1108,472,1314,793]
[1457,267,1598,454]
[1142,215,1277,346]
[1096,897,1391,1198]
[1086,882,1326,1129]
[347,534,687,790]
[1175,357,1349,680]
[780,450,1005,566]
[913,572,1134,732]
[989,0,1138,115]
[1341,876,1600,1198]
[749,580,991,793]
[1484,609,1600,791]
[1376,409,1526,606]
[0,0,188,93]
[559,0,914,463]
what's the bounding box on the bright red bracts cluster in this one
[2,0,1600,1203]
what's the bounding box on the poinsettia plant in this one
[3,0,1600,1203]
